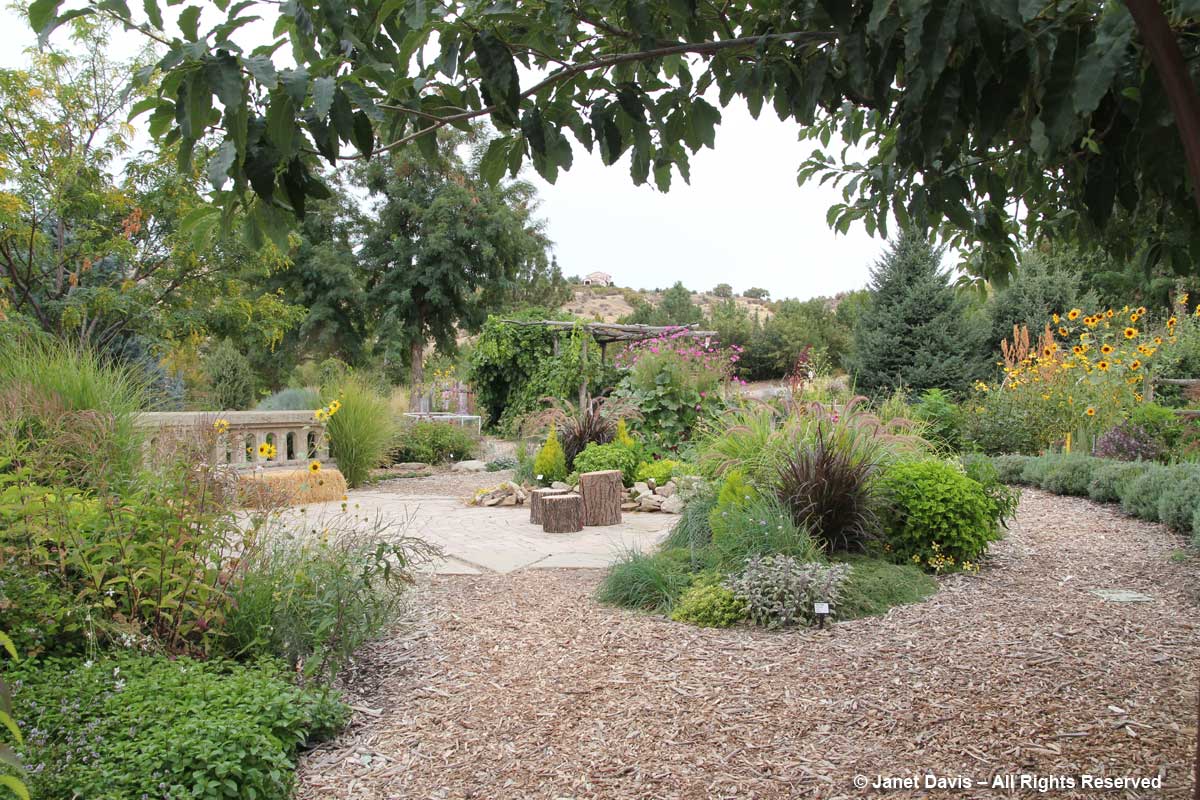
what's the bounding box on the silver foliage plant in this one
[725,555,850,629]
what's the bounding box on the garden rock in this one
[632,481,653,498]
[550,481,571,491]
[470,481,527,507]
[657,482,677,498]
[638,493,665,511]
[660,495,684,514]
[452,459,487,473]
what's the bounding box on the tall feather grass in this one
[322,374,397,488]
[0,337,148,488]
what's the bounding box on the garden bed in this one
[296,489,1200,799]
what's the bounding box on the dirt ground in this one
[296,489,1200,799]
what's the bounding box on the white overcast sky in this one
[0,4,890,300]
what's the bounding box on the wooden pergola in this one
[499,319,718,405]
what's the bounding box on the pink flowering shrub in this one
[614,328,743,450]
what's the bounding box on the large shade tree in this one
[359,138,553,386]
[27,0,1200,282]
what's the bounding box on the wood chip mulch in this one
[296,489,1200,799]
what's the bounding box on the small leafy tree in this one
[712,283,733,299]
[743,288,770,301]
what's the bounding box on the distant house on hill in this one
[583,271,613,287]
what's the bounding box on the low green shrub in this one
[877,459,1001,572]
[669,583,746,628]
[257,387,322,411]
[595,549,691,611]
[834,555,938,620]
[0,564,84,659]
[708,469,761,541]
[707,495,822,571]
[634,459,685,485]
[914,388,965,452]
[323,376,398,488]
[1018,455,1053,487]
[1156,465,1200,534]
[961,454,1021,528]
[532,425,568,484]
[1120,464,1174,522]
[990,454,1031,484]
[726,555,849,628]
[572,442,639,485]
[1040,454,1103,496]
[7,654,347,800]
[1129,403,1184,451]
[1088,460,1151,503]
[486,456,518,472]
[1194,506,1200,547]
[391,422,479,465]
[221,526,435,684]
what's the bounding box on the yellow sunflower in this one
[1057,326,1068,337]
[1130,312,1140,323]
[1101,344,1114,355]
[213,418,230,434]
[314,408,327,421]
[1072,345,1085,356]
[1154,336,1164,345]
[1129,360,1141,371]
[258,442,277,459]
[1085,407,1097,417]
[309,460,322,473]
[1168,316,1178,327]
[329,399,343,414]
[1067,309,1081,321]
[1106,309,1115,318]
[1052,313,1061,324]
[1097,360,1110,371]
[1123,327,1138,339]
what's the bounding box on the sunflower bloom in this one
[1068,309,1081,321]
[1097,360,1110,371]
[314,408,327,421]
[1129,360,1141,371]
[309,460,321,473]
[1123,327,1138,339]
[1085,407,1096,417]
[1101,344,1114,355]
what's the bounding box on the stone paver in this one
[295,491,675,573]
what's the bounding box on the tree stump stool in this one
[579,469,623,526]
[530,487,569,525]
[541,493,584,533]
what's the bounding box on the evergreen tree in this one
[658,282,703,325]
[852,233,980,395]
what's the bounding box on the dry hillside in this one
[562,285,774,323]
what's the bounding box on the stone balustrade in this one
[135,411,329,470]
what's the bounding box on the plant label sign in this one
[813,602,830,615]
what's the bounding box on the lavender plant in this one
[726,555,850,628]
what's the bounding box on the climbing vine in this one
[467,311,615,433]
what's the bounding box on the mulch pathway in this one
[296,489,1200,799]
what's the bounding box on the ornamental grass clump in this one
[707,495,822,571]
[773,400,892,553]
[726,555,849,628]
[531,395,639,469]
[595,549,691,611]
[321,375,397,488]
